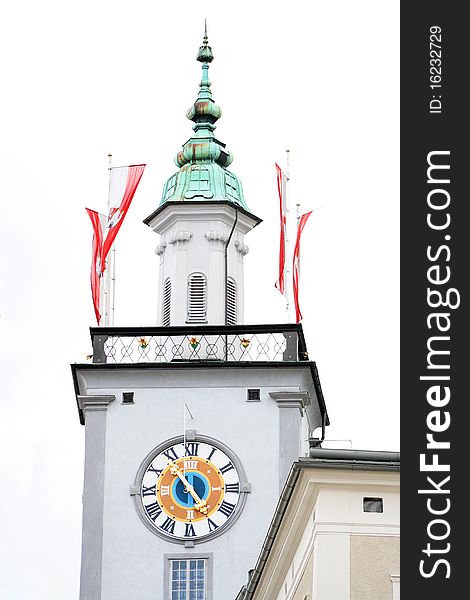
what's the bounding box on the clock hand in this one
[169,463,205,505]
[169,464,208,514]
[168,461,208,515]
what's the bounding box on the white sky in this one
[0,1,399,597]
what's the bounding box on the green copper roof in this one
[159,28,249,211]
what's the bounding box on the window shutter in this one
[226,277,238,325]
[162,278,171,326]
[187,273,207,322]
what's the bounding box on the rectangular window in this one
[363,497,384,513]
[247,389,260,401]
[170,559,206,600]
[121,391,134,404]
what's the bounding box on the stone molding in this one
[155,240,167,256]
[205,230,228,244]
[168,231,193,246]
[269,391,310,409]
[78,395,115,412]
[146,202,259,236]
[234,240,249,256]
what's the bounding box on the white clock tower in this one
[72,31,328,600]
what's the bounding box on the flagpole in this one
[108,154,117,326]
[284,149,292,321]
[101,154,113,326]
[110,242,116,327]
[295,201,301,322]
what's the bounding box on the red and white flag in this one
[86,208,104,325]
[293,211,312,323]
[101,163,146,271]
[274,163,287,294]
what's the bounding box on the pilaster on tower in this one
[144,30,261,326]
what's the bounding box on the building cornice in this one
[239,451,400,599]
[71,358,328,428]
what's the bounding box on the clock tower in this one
[72,31,328,600]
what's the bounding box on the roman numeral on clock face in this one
[160,485,170,496]
[225,482,240,494]
[145,502,162,521]
[218,500,236,518]
[159,517,176,535]
[142,484,156,497]
[162,447,179,461]
[146,464,162,476]
[207,518,219,532]
[220,462,234,474]
[207,447,217,461]
[185,523,196,537]
[185,442,199,456]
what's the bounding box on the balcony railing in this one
[90,324,308,364]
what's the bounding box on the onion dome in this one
[159,26,248,211]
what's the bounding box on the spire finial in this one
[175,26,228,166]
[156,26,249,212]
[197,21,213,63]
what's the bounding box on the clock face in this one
[138,438,244,542]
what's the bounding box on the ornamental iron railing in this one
[90,324,308,364]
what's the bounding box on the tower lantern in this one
[144,30,261,326]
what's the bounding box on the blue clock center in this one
[172,472,209,508]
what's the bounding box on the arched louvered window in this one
[226,277,238,325]
[187,273,207,323]
[162,278,171,326]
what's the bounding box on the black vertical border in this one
[401,3,468,597]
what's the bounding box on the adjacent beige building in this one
[237,449,400,600]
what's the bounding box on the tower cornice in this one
[144,200,262,234]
